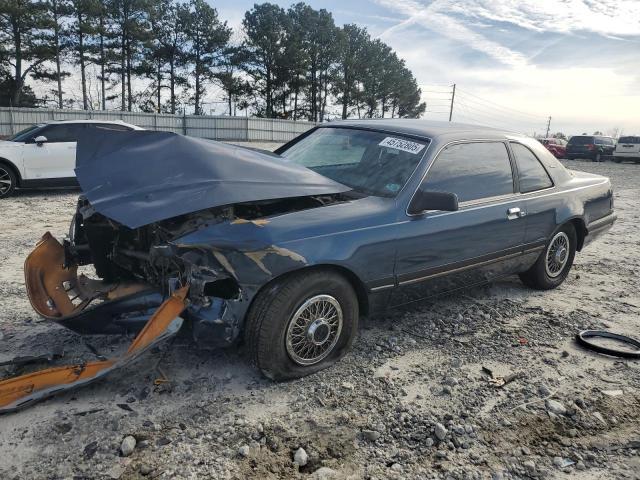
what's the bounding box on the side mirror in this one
[34,135,48,146]
[408,189,459,215]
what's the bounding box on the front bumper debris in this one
[0,233,190,413]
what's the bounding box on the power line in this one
[454,88,544,121]
[455,99,546,128]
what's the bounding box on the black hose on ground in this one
[575,330,640,359]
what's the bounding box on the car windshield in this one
[6,124,43,142]
[568,136,593,145]
[278,127,429,197]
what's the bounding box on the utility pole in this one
[545,116,552,137]
[449,84,456,122]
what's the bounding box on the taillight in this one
[586,143,595,150]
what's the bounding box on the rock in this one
[434,422,448,441]
[568,428,579,438]
[602,389,623,397]
[362,430,381,442]
[106,463,128,479]
[120,436,136,457]
[425,438,434,447]
[341,382,354,391]
[546,399,567,415]
[390,463,403,472]
[294,447,308,467]
[443,377,459,386]
[53,422,72,434]
[311,467,338,480]
[538,385,551,396]
[238,445,250,457]
[83,441,98,459]
[552,457,564,468]
[576,461,586,470]
[523,460,536,471]
[139,464,153,476]
[593,412,607,425]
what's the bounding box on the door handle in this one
[507,207,525,220]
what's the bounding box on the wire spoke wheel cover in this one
[545,231,570,278]
[0,167,12,195]
[286,294,343,366]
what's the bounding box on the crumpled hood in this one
[75,130,349,229]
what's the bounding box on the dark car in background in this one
[613,136,640,163]
[566,135,616,162]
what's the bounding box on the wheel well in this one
[569,218,587,251]
[252,264,370,317]
[0,158,21,186]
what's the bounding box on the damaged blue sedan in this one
[1,120,616,411]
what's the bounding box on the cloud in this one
[376,0,528,67]
[372,0,640,134]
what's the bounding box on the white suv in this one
[613,136,640,164]
[0,120,144,198]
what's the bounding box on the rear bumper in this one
[584,212,616,247]
[613,152,640,160]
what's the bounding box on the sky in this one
[210,0,640,137]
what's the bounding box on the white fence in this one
[0,107,316,142]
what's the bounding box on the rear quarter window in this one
[510,143,553,193]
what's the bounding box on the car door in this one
[509,142,556,252]
[22,124,86,180]
[390,141,527,305]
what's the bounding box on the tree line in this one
[0,0,426,120]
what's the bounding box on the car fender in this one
[0,155,23,186]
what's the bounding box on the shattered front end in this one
[1,130,349,412]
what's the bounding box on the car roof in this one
[42,119,143,129]
[323,119,525,142]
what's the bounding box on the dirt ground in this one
[1,151,639,480]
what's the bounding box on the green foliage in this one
[0,0,426,118]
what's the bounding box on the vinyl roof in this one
[322,119,523,141]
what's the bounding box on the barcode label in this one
[378,137,426,154]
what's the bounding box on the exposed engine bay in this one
[66,193,352,309]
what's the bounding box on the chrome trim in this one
[412,180,607,221]
[370,284,395,292]
[523,245,545,254]
[398,250,522,286]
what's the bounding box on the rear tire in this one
[0,164,17,198]
[244,269,359,381]
[519,223,577,290]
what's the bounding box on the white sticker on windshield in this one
[378,137,425,154]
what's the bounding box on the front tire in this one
[519,223,577,290]
[0,164,17,198]
[244,269,359,381]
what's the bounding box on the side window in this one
[510,143,553,193]
[422,142,514,203]
[594,138,604,145]
[40,124,85,143]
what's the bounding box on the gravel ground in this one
[1,153,639,480]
